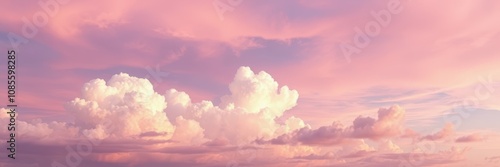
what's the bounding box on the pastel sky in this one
[1,0,500,166]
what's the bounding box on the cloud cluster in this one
[267,121,346,145]
[1,66,478,167]
[264,105,406,146]
[0,108,79,143]
[163,66,305,144]
[351,105,405,139]
[65,73,175,140]
[42,66,306,145]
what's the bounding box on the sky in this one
[1,0,500,166]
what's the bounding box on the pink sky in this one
[1,0,500,166]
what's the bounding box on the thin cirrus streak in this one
[0,0,500,166]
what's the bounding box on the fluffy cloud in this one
[264,105,407,146]
[66,73,175,139]
[0,109,79,143]
[163,66,306,144]
[220,66,299,116]
[351,105,406,139]
[170,116,205,144]
[26,66,305,145]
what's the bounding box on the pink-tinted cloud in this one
[455,133,485,143]
[420,123,455,141]
[267,122,347,146]
[400,128,420,139]
[351,105,405,139]
[264,105,407,146]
